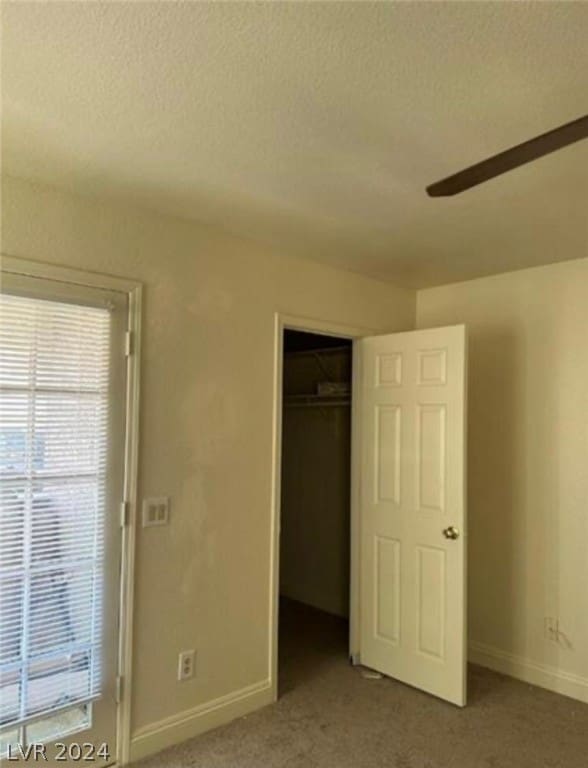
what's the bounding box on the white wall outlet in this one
[142,497,170,527]
[177,650,195,681]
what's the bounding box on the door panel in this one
[416,404,446,512]
[357,325,467,706]
[374,536,401,644]
[416,546,446,660]
[375,406,401,504]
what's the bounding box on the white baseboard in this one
[129,678,274,763]
[127,647,587,763]
[469,641,588,705]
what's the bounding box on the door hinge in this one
[125,330,133,357]
[115,675,123,704]
[120,501,130,528]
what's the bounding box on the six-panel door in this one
[358,325,467,706]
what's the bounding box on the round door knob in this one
[442,525,460,540]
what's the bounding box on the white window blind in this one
[0,290,111,731]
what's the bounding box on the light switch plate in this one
[142,496,170,527]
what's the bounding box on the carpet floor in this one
[135,599,588,768]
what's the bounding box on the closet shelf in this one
[284,394,351,408]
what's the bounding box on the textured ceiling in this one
[2,1,587,288]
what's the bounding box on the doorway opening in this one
[273,320,468,706]
[278,328,353,694]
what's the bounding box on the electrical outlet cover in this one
[178,650,195,681]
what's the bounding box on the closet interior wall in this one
[279,332,352,618]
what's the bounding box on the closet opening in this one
[278,328,353,695]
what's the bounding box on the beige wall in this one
[1,175,415,757]
[4,173,586,747]
[417,258,588,700]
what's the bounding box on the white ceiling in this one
[2,1,587,288]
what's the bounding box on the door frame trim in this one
[269,312,375,701]
[0,255,142,766]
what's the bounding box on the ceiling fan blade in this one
[426,114,588,197]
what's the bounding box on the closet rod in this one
[284,397,350,408]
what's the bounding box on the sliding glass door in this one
[0,273,127,765]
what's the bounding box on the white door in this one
[0,273,126,765]
[356,325,467,706]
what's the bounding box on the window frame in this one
[0,255,141,766]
